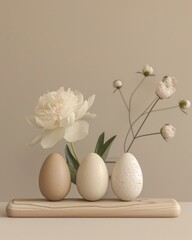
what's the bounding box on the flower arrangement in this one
[113,65,191,153]
[27,87,116,184]
[25,67,190,202]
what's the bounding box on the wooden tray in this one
[6,198,181,218]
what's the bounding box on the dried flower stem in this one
[136,132,161,138]
[119,88,129,112]
[124,96,158,151]
[126,97,160,152]
[128,76,146,138]
[146,105,178,114]
[123,101,178,151]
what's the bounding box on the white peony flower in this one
[161,124,176,141]
[26,87,96,149]
[142,64,154,76]
[113,80,123,89]
[155,81,176,99]
[162,76,177,87]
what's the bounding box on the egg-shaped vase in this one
[111,153,143,201]
[76,153,109,201]
[39,153,71,201]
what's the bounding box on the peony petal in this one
[87,95,95,110]
[41,128,65,149]
[60,118,68,128]
[82,112,96,120]
[57,87,65,95]
[76,101,88,120]
[29,133,42,145]
[26,116,42,128]
[76,91,84,106]
[67,112,76,126]
[35,117,56,129]
[64,120,89,142]
[61,112,76,127]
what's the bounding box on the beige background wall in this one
[0,0,192,201]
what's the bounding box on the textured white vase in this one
[111,152,143,201]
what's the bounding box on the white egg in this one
[76,153,109,201]
[39,153,71,201]
[111,153,143,201]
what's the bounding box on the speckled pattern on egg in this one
[111,153,143,201]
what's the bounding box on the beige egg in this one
[76,153,109,201]
[39,153,71,201]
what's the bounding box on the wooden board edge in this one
[6,198,181,218]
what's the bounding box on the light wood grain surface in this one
[6,198,181,218]
[1,202,192,240]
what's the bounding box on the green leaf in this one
[65,144,79,169]
[65,144,79,184]
[67,164,77,184]
[94,132,116,161]
[94,132,105,155]
[101,135,117,161]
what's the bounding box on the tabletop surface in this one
[1,202,192,240]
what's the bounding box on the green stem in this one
[126,97,160,152]
[70,143,80,164]
[136,132,161,138]
[128,76,146,138]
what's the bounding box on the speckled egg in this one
[76,153,109,201]
[111,153,143,201]
[39,153,71,201]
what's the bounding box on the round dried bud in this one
[113,80,123,89]
[179,99,191,110]
[162,76,177,87]
[155,82,176,99]
[160,124,176,141]
[142,64,154,76]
